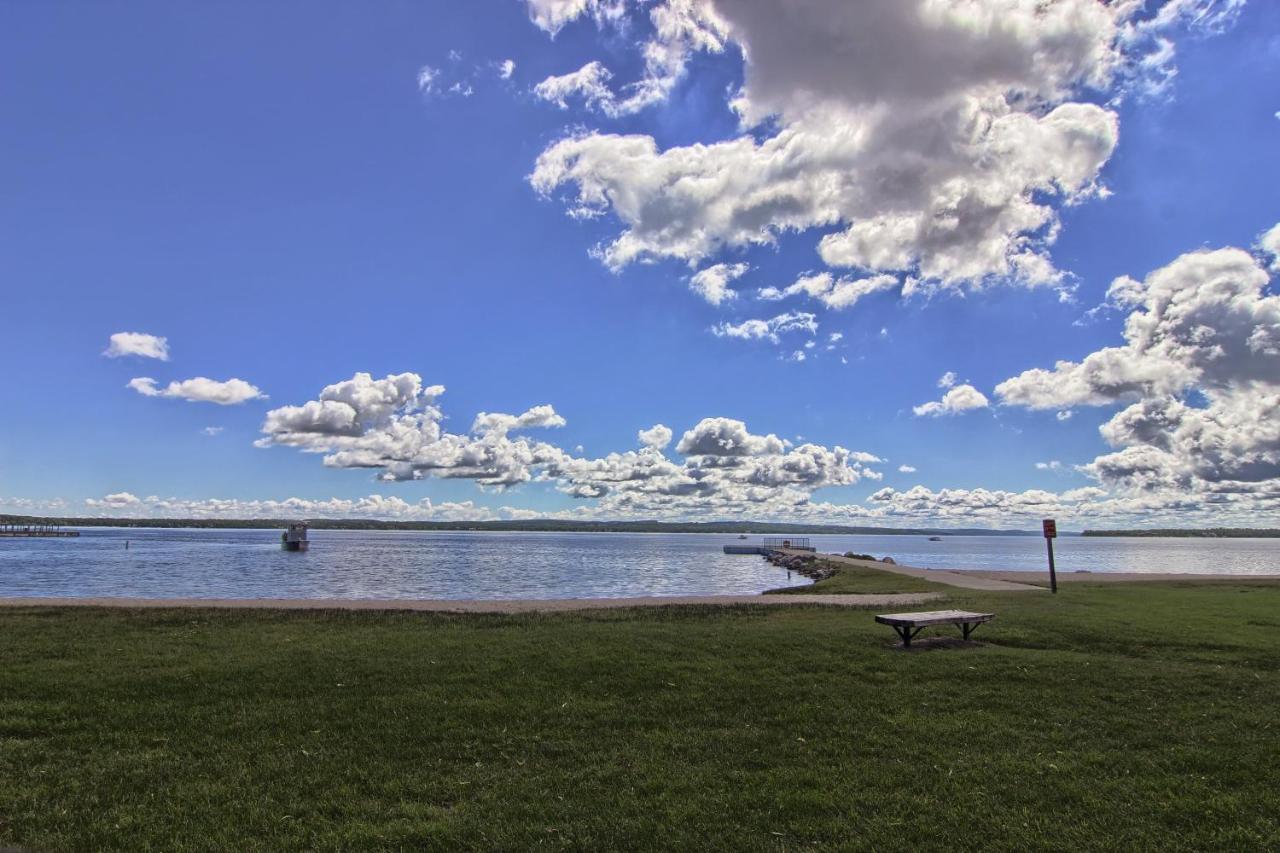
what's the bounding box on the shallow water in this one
[0,528,1276,600]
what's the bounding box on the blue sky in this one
[2,0,1278,526]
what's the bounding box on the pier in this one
[723,536,815,555]
[0,523,79,537]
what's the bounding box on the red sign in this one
[1042,519,1057,538]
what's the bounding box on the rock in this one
[880,557,896,565]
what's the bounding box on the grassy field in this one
[2,572,1279,850]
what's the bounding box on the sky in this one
[1,0,1278,528]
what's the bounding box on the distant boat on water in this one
[928,536,943,542]
[737,534,749,539]
[281,522,309,552]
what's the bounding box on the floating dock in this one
[0,524,79,537]
[723,536,816,555]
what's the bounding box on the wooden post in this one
[1042,518,1058,594]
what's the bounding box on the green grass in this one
[2,583,1279,850]
[766,559,947,594]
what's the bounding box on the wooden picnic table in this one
[875,610,995,648]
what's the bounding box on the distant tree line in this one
[1082,528,1280,538]
[0,514,1040,536]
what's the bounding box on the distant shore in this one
[0,514,1046,536]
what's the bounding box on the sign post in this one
[1042,518,1058,594]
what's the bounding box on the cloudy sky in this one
[2,0,1278,527]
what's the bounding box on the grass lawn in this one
[2,578,1279,850]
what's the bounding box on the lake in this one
[0,528,1276,600]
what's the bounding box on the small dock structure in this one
[281,522,309,552]
[724,536,816,555]
[0,523,79,538]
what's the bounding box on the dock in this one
[0,523,79,537]
[723,536,816,555]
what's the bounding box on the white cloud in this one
[999,227,1280,495]
[87,491,142,508]
[689,262,748,305]
[528,0,727,116]
[638,423,673,450]
[525,0,1229,295]
[913,384,990,417]
[129,377,266,405]
[498,59,516,79]
[1056,410,1074,421]
[711,310,817,344]
[82,492,496,521]
[104,332,169,361]
[1259,222,1280,273]
[897,464,916,474]
[1036,460,1063,471]
[202,426,224,436]
[416,66,439,94]
[258,372,883,515]
[524,0,625,36]
[937,371,957,389]
[534,61,616,111]
[757,272,898,311]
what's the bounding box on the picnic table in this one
[875,610,995,648]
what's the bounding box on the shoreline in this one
[0,592,942,613]
[956,569,1280,585]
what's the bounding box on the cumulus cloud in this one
[104,332,169,361]
[913,384,990,417]
[498,59,516,79]
[87,491,142,508]
[689,262,748,305]
[638,423,673,450]
[129,377,266,405]
[83,492,496,521]
[1036,460,1063,470]
[999,227,1280,495]
[898,464,916,474]
[522,0,1238,301]
[258,371,883,516]
[711,311,817,343]
[937,371,958,389]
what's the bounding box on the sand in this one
[0,592,942,613]
[956,570,1280,586]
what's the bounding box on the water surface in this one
[0,528,1275,600]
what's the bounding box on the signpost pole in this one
[1042,518,1058,594]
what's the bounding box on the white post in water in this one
[1042,518,1057,594]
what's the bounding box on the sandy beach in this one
[0,591,942,613]
[958,570,1280,586]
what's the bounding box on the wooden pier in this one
[0,523,80,537]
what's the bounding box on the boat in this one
[737,534,749,539]
[927,536,943,542]
[281,522,310,551]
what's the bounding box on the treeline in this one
[1082,528,1280,538]
[0,514,1037,536]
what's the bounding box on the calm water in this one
[0,529,1276,600]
